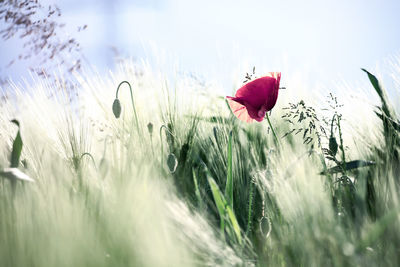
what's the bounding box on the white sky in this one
[1,0,400,91]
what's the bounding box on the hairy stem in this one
[266,113,280,146]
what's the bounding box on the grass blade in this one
[225,131,233,209]
[226,204,242,245]
[207,174,226,234]
[361,68,394,119]
[207,172,242,244]
[10,120,23,168]
[320,160,375,175]
[375,111,400,132]
[192,168,203,210]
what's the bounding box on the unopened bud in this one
[147,122,153,136]
[329,136,338,156]
[112,98,121,118]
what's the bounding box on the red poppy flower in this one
[227,72,281,123]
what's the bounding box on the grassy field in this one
[1,61,400,266]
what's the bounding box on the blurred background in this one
[0,0,399,92]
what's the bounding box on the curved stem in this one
[80,152,97,170]
[116,81,140,135]
[266,113,279,146]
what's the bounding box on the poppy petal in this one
[227,97,253,123]
[264,72,281,111]
[226,72,281,123]
[235,75,278,109]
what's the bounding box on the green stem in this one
[337,115,346,174]
[245,182,254,236]
[330,114,337,137]
[80,152,97,170]
[116,81,141,135]
[150,134,154,157]
[160,126,165,171]
[266,113,280,146]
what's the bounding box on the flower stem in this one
[116,81,141,135]
[266,113,280,146]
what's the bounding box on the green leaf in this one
[320,160,375,175]
[362,69,400,150]
[226,204,242,245]
[225,131,233,209]
[361,69,383,98]
[207,174,226,233]
[207,173,242,244]
[192,168,203,210]
[361,69,393,119]
[375,111,400,132]
[10,120,23,168]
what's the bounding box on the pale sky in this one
[1,0,400,91]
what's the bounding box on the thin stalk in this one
[150,134,155,157]
[80,152,97,170]
[337,115,347,174]
[160,125,166,171]
[266,113,280,146]
[330,114,337,137]
[225,131,233,209]
[116,81,141,136]
[246,182,254,236]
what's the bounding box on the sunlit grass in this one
[0,59,400,266]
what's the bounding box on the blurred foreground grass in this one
[0,62,400,266]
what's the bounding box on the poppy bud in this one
[167,153,178,173]
[329,136,338,156]
[112,98,121,118]
[147,122,153,136]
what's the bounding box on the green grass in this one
[0,61,400,266]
